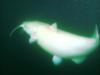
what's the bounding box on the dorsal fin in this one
[50,23,57,31]
[51,23,57,29]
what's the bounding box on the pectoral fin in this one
[72,56,86,64]
[52,55,62,65]
[29,35,37,44]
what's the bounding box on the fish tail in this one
[93,24,99,40]
[92,24,99,46]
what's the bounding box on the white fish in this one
[10,21,99,65]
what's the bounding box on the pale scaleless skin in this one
[11,21,99,65]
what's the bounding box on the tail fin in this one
[92,24,99,40]
[92,24,99,48]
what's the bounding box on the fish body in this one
[13,21,99,65]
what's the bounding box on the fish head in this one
[20,21,40,36]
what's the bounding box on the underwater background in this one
[0,0,100,75]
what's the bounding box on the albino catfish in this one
[10,21,99,65]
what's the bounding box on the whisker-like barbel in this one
[9,25,23,37]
